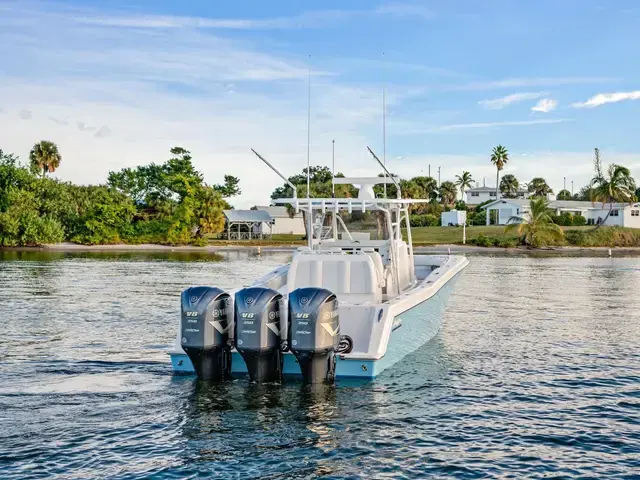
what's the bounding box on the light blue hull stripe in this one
[171,352,378,378]
[170,273,460,379]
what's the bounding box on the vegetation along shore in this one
[1,141,639,249]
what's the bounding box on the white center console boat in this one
[168,155,468,383]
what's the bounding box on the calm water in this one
[1,251,639,479]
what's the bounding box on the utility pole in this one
[331,139,335,198]
[428,164,431,178]
[572,180,574,196]
[564,176,566,192]
[438,166,441,187]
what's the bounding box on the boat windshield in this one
[310,209,390,241]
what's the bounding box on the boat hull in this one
[169,272,460,379]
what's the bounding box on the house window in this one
[489,192,497,197]
[632,210,639,216]
[611,210,619,216]
[471,192,479,197]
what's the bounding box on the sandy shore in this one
[2,242,640,256]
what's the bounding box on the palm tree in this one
[29,140,61,177]
[454,171,473,199]
[590,148,636,228]
[527,177,553,198]
[412,176,438,201]
[505,197,564,247]
[439,181,457,206]
[490,145,509,199]
[499,174,519,198]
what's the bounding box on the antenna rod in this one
[251,148,297,199]
[367,146,401,198]
[306,60,312,249]
[383,87,387,198]
[332,139,335,198]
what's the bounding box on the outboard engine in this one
[234,287,283,383]
[180,286,232,381]
[288,288,340,384]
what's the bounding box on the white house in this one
[481,199,640,227]
[255,205,306,235]
[464,186,530,205]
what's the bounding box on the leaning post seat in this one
[286,251,382,304]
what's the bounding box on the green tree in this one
[0,154,65,246]
[499,174,519,198]
[574,185,594,201]
[439,181,457,206]
[213,175,241,197]
[505,197,564,247]
[29,141,62,178]
[411,176,438,201]
[271,166,358,201]
[528,177,553,197]
[490,145,509,199]
[556,189,572,200]
[107,147,227,243]
[454,171,473,199]
[590,147,637,227]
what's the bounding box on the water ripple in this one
[1,252,639,478]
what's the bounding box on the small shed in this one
[254,205,306,235]
[223,210,273,240]
[441,210,467,227]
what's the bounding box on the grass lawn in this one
[207,227,607,247]
[406,225,593,245]
[206,233,305,246]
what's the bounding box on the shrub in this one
[565,227,640,247]
[551,212,573,226]
[496,237,519,248]
[409,214,439,227]
[424,214,439,226]
[552,212,587,226]
[471,211,487,226]
[470,233,494,247]
[565,230,587,246]
[572,214,587,226]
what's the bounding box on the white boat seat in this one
[287,252,382,304]
[358,247,385,288]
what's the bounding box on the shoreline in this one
[2,242,640,256]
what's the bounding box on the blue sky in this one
[1,0,639,206]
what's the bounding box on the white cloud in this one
[25,3,433,31]
[374,3,434,20]
[530,98,558,113]
[77,121,96,132]
[94,126,112,138]
[572,90,640,108]
[431,118,569,132]
[455,77,619,91]
[478,92,547,110]
[71,10,358,30]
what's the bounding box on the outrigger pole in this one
[250,149,298,200]
[367,146,401,199]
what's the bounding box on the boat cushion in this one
[287,252,382,304]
